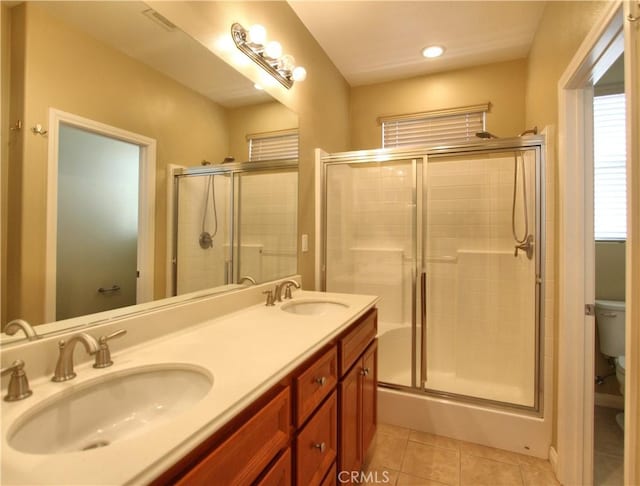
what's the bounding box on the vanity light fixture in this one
[231,22,306,89]
[422,45,445,58]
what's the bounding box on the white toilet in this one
[595,299,626,430]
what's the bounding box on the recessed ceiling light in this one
[422,45,445,58]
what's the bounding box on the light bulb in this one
[248,24,267,44]
[292,66,307,82]
[422,45,445,58]
[265,41,283,59]
[280,54,295,72]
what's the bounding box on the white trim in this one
[314,148,327,291]
[165,164,184,297]
[623,2,640,484]
[549,446,559,476]
[557,3,631,486]
[45,109,156,322]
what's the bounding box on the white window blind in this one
[594,93,626,240]
[248,131,299,161]
[381,107,486,148]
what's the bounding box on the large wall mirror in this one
[2,1,298,344]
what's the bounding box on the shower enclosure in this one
[173,160,298,296]
[322,137,544,412]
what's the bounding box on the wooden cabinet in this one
[295,391,338,486]
[338,309,378,479]
[153,307,377,486]
[175,387,290,486]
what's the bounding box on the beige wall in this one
[350,59,528,150]
[227,101,298,162]
[596,241,626,301]
[1,5,11,325]
[6,3,232,325]
[149,1,351,289]
[525,0,610,447]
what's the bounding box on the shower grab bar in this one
[420,271,427,388]
[97,285,120,294]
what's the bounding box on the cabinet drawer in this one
[339,309,377,376]
[296,346,338,426]
[296,391,338,486]
[320,462,337,486]
[177,387,290,486]
[257,448,291,486]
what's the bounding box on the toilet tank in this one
[595,300,626,357]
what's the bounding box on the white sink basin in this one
[8,365,213,455]
[281,299,349,316]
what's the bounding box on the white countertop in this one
[1,290,378,485]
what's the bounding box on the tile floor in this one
[362,424,560,486]
[594,406,624,486]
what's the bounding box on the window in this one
[380,104,488,149]
[248,130,299,161]
[594,93,626,240]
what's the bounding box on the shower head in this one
[475,131,499,139]
[221,156,235,164]
[519,126,538,136]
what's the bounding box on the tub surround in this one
[0,280,378,485]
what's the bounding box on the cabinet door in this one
[338,362,362,475]
[361,340,378,456]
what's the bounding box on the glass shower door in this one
[174,173,232,295]
[422,148,539,407]
[325,159,418,388]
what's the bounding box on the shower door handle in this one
[420,271,427,388]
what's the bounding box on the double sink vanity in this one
[0,279,379,485]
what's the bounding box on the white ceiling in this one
[288,1,546,86]
[40,2,272,108]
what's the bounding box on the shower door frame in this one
[320,137,546,415]
[171,159,298,295]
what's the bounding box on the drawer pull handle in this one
[360,367,370,376]
[315,376,327,386]
[314,442,326,453]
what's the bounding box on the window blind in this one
[382,109,485,148]
[248,131,299,161]
[594,93,626,240]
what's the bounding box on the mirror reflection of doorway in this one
[56,124,141,320]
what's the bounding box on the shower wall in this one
[237,171,297,283]
[425,153,537,405]
[326,162,415,326]
[176,175,231,294]
[324,147,541,408]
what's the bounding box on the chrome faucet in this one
[274,280,301,302]
[1,360,32,401]
[52,333,99,382]
[239,275,257,285]
[5,319,39,341]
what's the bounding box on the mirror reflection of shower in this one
[198,158,234,249]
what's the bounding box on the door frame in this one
[44,109,156,322]
[557,1,639,484]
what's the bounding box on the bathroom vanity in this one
[0,281,378,485]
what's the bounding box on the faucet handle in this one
[93,329,127,369]
[263,290,275,306]
[1,360,32,401]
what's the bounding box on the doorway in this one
[557,2,639,485]
[45,110,156,322]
